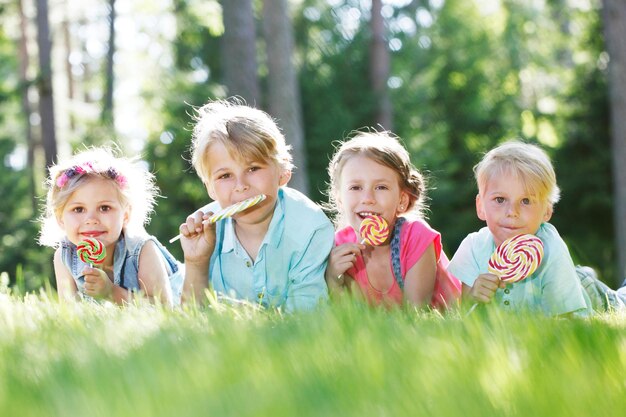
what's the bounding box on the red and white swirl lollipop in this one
[488,234,544,283]
[77,237,106,267]
[359,215,390,246]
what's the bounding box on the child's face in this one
[338,155,409,233]
[205,141,290,226]
[58,177,129,254]
[476,170,553,247]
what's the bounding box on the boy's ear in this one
[279,170,291,186]
[475,194,487,221]
[543,204,553,222]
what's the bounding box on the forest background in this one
[1,0,625,292]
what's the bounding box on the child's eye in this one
[348,185,361,191]
[494,197,505,204]
[100,205,111,212]
[521,198,531,205]
[72,207,84,213]
[375,185,389,190]
[217,173,231,180]
[248,166,261,172]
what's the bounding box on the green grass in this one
[0,291,625,417]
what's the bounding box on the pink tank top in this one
[335,218,461,309]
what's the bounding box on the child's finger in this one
[185,212,204,234]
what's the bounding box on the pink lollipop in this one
[77,237,106,267]
[359,215,390,246]
[488,234,544,282]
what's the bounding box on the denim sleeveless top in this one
[60,233,184,304]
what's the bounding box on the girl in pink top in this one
[325,131,461,308]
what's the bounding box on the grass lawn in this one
[0,291,624,417]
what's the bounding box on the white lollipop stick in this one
[169,194,266,243]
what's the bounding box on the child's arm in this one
[180,210,217,305]
[137,240,174,306]
[324,242,365,293]
[285,223,335,312]
[53,248,79,302]
[403,242,437,306]
[448,233,503,304]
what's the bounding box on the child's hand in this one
[179,209,217,265]
[468,273,505,303]
[325,243,365,281]
[83,267,113,299]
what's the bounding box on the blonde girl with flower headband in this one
[40,147,183,305]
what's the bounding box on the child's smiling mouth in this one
[357,211,381,220]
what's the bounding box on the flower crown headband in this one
[56,162,128,189]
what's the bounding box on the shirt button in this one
[245,261,252,267]
[504,300,510,306]
[504,289,510,294]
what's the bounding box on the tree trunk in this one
[370,0,393,130]
[102,0,116,124]
[603,0,626,283]
[62,3,75,131]
[221,0,260,104]
[17,0,37,213]
[262,0,308,194]
[36,0,57,171]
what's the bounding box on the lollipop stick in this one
[466,303,479,316]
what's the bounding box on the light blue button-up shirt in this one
[449,223,592,316]
[208,187,334,312]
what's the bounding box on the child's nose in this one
[85,211,100,224]
[506,203,520,217]
[234,177,250,192]
[361,189,376,204]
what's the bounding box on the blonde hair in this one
[39,147,159,247]
[327,130,426,226]
[191,99,293,183]
[474,140,560,205]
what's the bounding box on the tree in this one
[17,0,37,213]
[603,0,626,281]
[262,0,308,193]
[369,0,392,130]
[221,0,260,104]
[102,0,116,124]
[35,0,57,170]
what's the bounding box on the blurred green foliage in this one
[0,0,619,289]
[0,14,54,291]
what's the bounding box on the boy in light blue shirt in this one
[178,99,333,312]
[448,141,592,316]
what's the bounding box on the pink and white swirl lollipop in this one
[359,215,390,246]
[488,234,544,283]
[77,237,106,267]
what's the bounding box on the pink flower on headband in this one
[106,168,128,189]
[56,163,127,189]
[56,165,87,188]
